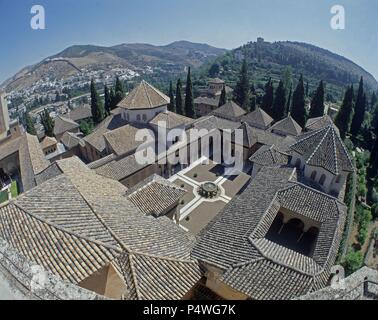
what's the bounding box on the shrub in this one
[343,249,363,275]
[372,204,378,220]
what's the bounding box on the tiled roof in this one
[194,96,220,107]
[193,166,347,300]
[209,78,225,84]
[235,122,257,147]
[68,105,92,122]
[149,111,193,129]
[249,145,289,166]
[40,136,57,149]
[103,124,144,156]
[95,153,148,181]
[305,115,340,135]
[0,133,49,191]
[118,81,170,110]
[60,132,83,149]
[290,124,354,175]
[193,115,240,132]
[270,115,302,136]
[83,113,128,153]
[0,157,200,299]
[116,252,201,300]
[212,101,246,121]
[53,116,79,136]
[126,175,186,217]
[0,203,120,284]
[241,108,274,129]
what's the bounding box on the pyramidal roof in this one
[241,107,274,128]
[305,115,340,135]
[213,101,246,119]
[118,80,170,110]
[290,124,354,175]
[270,115,302,136]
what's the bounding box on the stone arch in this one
[136,114,141,121]
[295,158,301,168]
[319,174,326,186]
[335,174,342,184]
[311,170,317,181]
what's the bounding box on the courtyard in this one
[169,157,250,235]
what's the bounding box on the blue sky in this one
[0,0,377,83]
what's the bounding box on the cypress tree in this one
[250,83,256,111]
[285,85,292,115]
[25,112,36,135]
[109,88,116,110]
[350,77,366,136]
[184,67,195,118]
[291,75,306,127]
[233,58,250,110]
[372,104,378,136]
[335,85,355,140]
[41,109,54,137]
[104,85,111,116]
[218,86,227,107]
[272,80,286,121]
[168,81,176,112]
[305,81,309,97]
[114,76,125,105]
[90,79,105,125]
[371,92,377,111]
[309,80,325,118]
[261,78,274,115]
[176,79,184,115]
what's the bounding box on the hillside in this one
[201,40,378,100]
[2,41,227,92]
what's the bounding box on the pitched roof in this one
[209,78,225,84]
[118,81,170,110]
[94,153,148,181]
[0,157,200,299]
[53,116,79,136]
[249,145,289,166]
[0,133,49,191]
[60,131,83,149]
[40,136,57,149]
[212,101,246,120]
[193,166,347,300]
[126,175,186,217]
[194,96,220,107]
[305,115,340,135]
[234,122,257,148]
[83,113,128,153]
[103,124,144,156]
[68,105,92,122]
[290,124,354,175]
[193,115,240,132]
[149,111,193,129]
[241,108,274,129]
[270,115,302,136]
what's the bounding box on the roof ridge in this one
[131,250,196,264]
[128,253,143,300]
[306,126,331,164]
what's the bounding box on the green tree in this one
[114,76,125,105]
[309,80,325,118]
[109,88,116,110]
[208,63,220,78]
[282,66,292,94]
[233,58,250,110]
[343,249,363,275]
[291,75,306,127]
[261,78,274,116]
[40,109,54,137]
[351,77,366,136]
[104,85,111,116]
[168,81,176,112]
[335,85,355,140]
[372,104,378,135]
[285,85,292,115]
[184,67,195,118]
[90,79,105,125]
[218,86,227,107]
[176,79,184,115]
[370,91,377,111]
[25,112,36,135]
[272,80,286,121]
